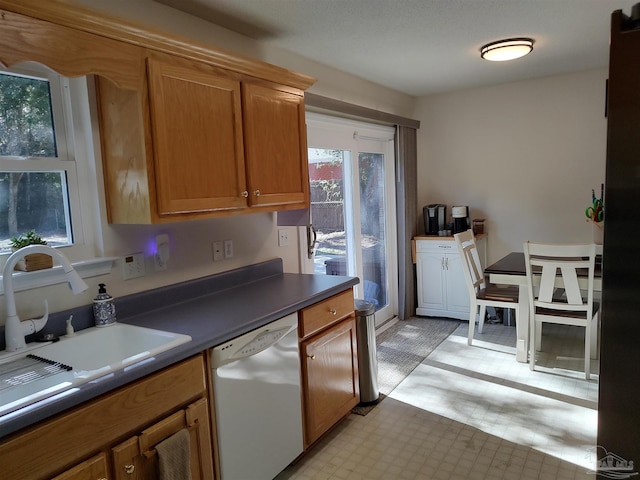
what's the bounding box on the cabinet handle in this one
[254,189,261,196]
[241,191,249,198]
[124,464,135,475]
[445,258,449,270]
[329,308,337,315]
[307,354,316,360]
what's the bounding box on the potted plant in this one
[9,230,53,271]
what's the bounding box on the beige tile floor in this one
[277,320,599,480]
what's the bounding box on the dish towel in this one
[156,428,192,480]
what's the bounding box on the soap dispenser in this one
[93,283,116,327]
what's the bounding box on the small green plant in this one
[10,230,48,249]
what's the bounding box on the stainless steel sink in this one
[0,323,191,416]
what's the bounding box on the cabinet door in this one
[301,317,359,446]
[242,82,310,209]
[445,253,471,314]
[112,399,214,480]
[416,252,446,310]
[147,57,247,215]
[51,453,109,480]
[112,437,141,480]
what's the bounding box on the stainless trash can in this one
[355,299,379,404]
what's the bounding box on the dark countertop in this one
[0,258,359,439]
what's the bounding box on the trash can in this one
[355,299,379,404]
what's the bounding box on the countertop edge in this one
[0,267,359,439]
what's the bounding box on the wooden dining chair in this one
[523,241,599,379]
[454,230,520,346]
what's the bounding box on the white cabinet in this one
[415,236,487,320]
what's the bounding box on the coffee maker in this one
[452,206,470,234]
[424,204,446,235]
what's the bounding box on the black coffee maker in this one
[423,204,446,234]
[452,206,470,234]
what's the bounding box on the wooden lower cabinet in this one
[299,290,359,447]
[0,355,214,480]
[111,398,214,480]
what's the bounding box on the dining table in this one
[484,251,603,363]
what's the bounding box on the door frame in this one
[303,113,398,324]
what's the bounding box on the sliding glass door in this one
[304,113,397,325]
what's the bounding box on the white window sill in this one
[0,257,117,296]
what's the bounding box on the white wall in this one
[2,2,607,323]
[416,69,608,264]
[70,0,416,117]
[0,1,415,323]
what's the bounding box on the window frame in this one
[0,62,86,255]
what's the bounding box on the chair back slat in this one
[537,263,558,303]
[454,230,485,296]
[560,266,583,304]
[524,241,596,318]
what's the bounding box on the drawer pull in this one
[329,308,337,315]
[254,189,261,196]
[241,190,249,198]
[308,354,316,360]
[124,464,135,475]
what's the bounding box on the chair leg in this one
[585,321,592,380]
[478,305,486,334]
[529,315,536,371]
[590,312,599,359]
[535,321,542,352]
[468,304,477,346]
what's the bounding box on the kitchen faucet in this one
[3,245,88,352]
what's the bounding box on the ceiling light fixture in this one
[480,38,534,62]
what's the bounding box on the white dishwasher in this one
[211,313,303,480]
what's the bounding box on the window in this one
[0,63,82,253]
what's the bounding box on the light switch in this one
[224,239,234,259]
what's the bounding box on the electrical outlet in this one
[121,253,145,280]
[212,241,223,261]
[278,228,289,247]
[154,253,167,272]
[224,239,234,259]
[155,234,169,271]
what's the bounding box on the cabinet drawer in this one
[299,290,354,338]
[415,239,457,253]
[51,453,108,480]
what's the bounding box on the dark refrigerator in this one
[598,4,640,472]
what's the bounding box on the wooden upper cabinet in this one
[0,1,315,223]
[243,82,310,209]
[147,56,247,215]
[0,9,144,90]
[99,56,311,223]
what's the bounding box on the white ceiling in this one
[156,0,637,97]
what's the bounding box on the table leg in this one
[515,284,529,362]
